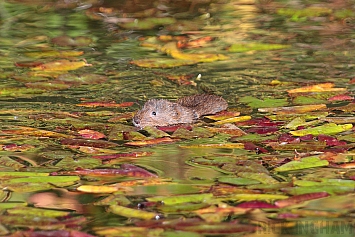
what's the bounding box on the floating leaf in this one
[204,111,241,121]
[239,96,288,108]
[77,185,121,193]
[53,164,158,178]
[108,205,159,220]
[76,101,134,108]
[31,60,91,71]
[78,129,106,139]
[25,50,84,58]
[146,193,213,205]
[161,42,229,63]
[218,177,260,186]
[228,194,289,202]
[275,192,330,208]
[287,83,345,94]
[227,43,290,52]
[258,104,327,114]
[180,143,244,149]
[289,123,353,136]
[274,156,329,172]
[171,127,214,139]
[130,58,197,68]
[213,115,251,125]
[125,137,178,147]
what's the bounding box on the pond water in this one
[1,0,355,236]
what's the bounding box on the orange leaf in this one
[287,83,346,93]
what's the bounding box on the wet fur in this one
[133,94,227,128]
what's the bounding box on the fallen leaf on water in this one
[240,96,289,108]
[289,123,352,136]
[31,60,91,71]
[204,111,241,121]
[328,94,354,101]
[2,126,73,138]
[275,192,330,208]
[61,138,118,148]
[130,58,197,68]
[227,194,289,202]
[76,101,134,108]
[161,42,229,63]
[227,42,290,52]
[108,205,159,220]
[287,83,345,94]
[258,104,327,114]
[177,36,215,49]
[25,50,84,58]
[180,143,244,149]
[78,129,106,139]
[274,156,329,172]
[77,185,124,194]
[14,61,43,68]
[147,193,213,205]
[213,115,251,125]
[125,137,178,147]
[52,164,158,178]
[92,152,153,160]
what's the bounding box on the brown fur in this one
[133,94,228,128]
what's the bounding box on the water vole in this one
[133,94,228,128]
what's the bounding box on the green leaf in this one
[274,156,329,172]
[290,123,353,136]
[239,96,288,108]
[146,193,213,205]
[228,43,290,53]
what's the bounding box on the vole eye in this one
[152,111,156,116]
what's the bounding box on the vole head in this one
[132,99,196,128]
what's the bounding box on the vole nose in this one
[132,116,140,127]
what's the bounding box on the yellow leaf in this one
[160,42,229,63]
[287,83,346,93]
[32,60,91,71]
[290,123,353,136]
[77,185,121,193]
[258,104,327,114]
[213,115,252,125]
[180,143,244,149]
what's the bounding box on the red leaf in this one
[328,94,354,101]
[243,142,268,153]
[236,201,278,208]
[14,61,43,68]
[92,152,153,160]
[275,192,330,208]
[52,164,157,178]
[246,126,278,134]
